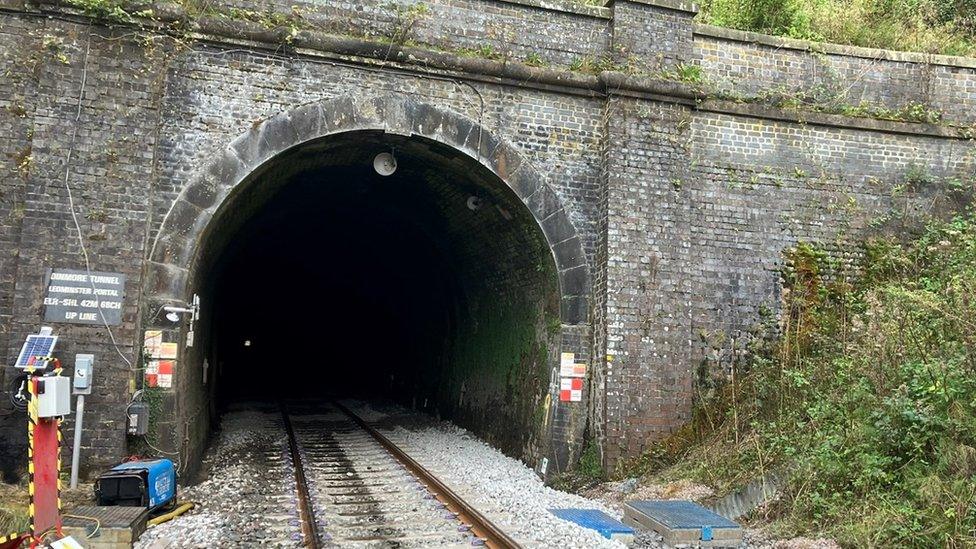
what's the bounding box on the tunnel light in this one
[373,152,397,176]
[163,306,193,323]
[244,340,251,347]
[466,196,483,211]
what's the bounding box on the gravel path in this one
[136,400,625,548]
[345,401,839,549]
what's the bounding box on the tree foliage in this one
[698,0,976,56]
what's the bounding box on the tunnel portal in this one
[185,131,562,462]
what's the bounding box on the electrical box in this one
[37,376,71,418]
[73,354,94,395]
[127,402,149,435]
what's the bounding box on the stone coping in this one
[700,100,972,140]
[6,2,972,139]
[498,0,610,18]
[695,23,976,69]
[606,0,699,14]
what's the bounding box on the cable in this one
[7,373,29,411]
[62,514,101,538]
[146,502,195,526]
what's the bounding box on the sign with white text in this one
[43,269,126,325]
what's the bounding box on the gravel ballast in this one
[133,399,826,548]
[347,401,625,549]
[135,403,303,548]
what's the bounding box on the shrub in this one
[641,207,976,546]
[697,0,976,56]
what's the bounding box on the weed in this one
[568,55,618,75]
[476,43,503,60]
[42,35,70,65]
[671,62,705,84]
[523,52,548,68]
[578,441,605,481]
[64,0,132,22]
[86,209,109,223]
[383,2,429,46]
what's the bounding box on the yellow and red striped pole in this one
[26,357,62,545]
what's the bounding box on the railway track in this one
[281,401,520,549]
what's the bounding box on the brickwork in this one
[599,100,974,462]
[209,0,610,67]
[609,0,697,71]
[0,12,38,479]
[695,25,976,127]
[0,0,973,477]
[0,19,162,477]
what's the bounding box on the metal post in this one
[70,394,84,489]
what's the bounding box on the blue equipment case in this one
[94,459,176,512]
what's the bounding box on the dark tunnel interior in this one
[210,166,459,403]
[190,132,562,456]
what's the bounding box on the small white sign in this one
[51,537,84,549]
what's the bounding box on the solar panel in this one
[15,335,58,370]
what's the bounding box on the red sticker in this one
[158,360,174,375]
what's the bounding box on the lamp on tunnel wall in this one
[466,196,483,211]
[373,152,397,176]
[164,307,192,323]
[164,295,200,349]
[163,295,199,323]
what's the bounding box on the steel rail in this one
[280,402,321,549]
[332,401,522,549]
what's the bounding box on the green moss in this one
[578,440,605,480]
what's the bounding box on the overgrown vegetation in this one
[0,484,29,534]
[628,206,976,546]
[698,0,976,57]
[722,84,948,124]
[578,441,605,481]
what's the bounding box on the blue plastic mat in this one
[550,508,635,540]
[626,500,740,530]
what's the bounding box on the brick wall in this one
[0,17,163,477]
[0,0,973,477]
[695,25,976,127]
[208,0,610,67]
[599,98,974,462]
[609,0,697,71]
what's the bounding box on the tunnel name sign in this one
[43,268,126,325]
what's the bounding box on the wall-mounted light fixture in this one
[164,306,193,323]
[466,196,483,211]
[163,295,200,323]
[373,152,397,176]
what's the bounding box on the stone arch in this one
[145,94,590,324]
